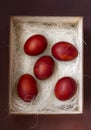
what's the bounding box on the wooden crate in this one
[9,16,83,114]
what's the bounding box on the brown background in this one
[0,0,91,130]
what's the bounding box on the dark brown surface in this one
[0,0,91,130]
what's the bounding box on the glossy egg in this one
[24,34,47,56]
[54,77,77,101]
[17,74,38,102]
[34,56,54,80]
[52,41,78,61]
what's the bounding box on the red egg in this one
[52,41,78,61]
[54,77,77,101]
[24,34,47,56]
[34,56,54,80]
[17,74,38,102]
